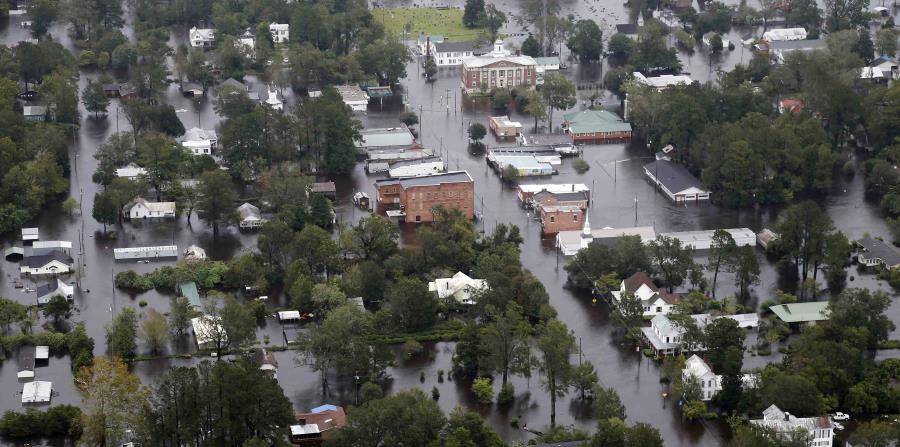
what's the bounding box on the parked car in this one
[833,422,845,431]
[833,412,850,421]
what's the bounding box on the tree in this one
[572,361,599,400]
[309,193,334,228]
[399,111,418,129]
[463,0,486,28]
[196,170,238,237]
[647,235,696,292]
[174,181,200,224]
[472,377,495,404]
[732,245,760,300]
[0,298,28,331]
[542,73,576,131]
[822,232,850,289]
[386,278,437,332]
[876,28,898,58]
[79,356,148,447]
[709,33,724,53]
[298,304,378,395]
[219,294,256,349]
[358,38,412,85]
[343,215,399,261]
[92,191,117,233]
[626,423,664,447]
[856,28,876,62]
[480,302,531,386]
[773,201,834,294]
[538,319,576,426]
[707,229,737,298]
[824,0,868,31]
[140,308,170,354]
[567,20,604,61]
[608,33,635,58]
[480,5,507,41]
[851,421,900,447]
[522,33,541,57]
[106,307,138,359]
[330,390,446,447]
[444,407,505,447]
[168,296,192,337]
[43,295,71,323]
[631,24,682,73]
[829,288,896,350]
[82,81,110,117]
[524,90,548,132]
[453,321,489,378]
[468,122,487,149]
[704,317,745,372]
[786,0,823,37]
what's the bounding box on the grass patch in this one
[375,7,482,41]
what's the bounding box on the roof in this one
[35,345,49,359]
[535,56,561,66]
[36,279,72,300]
[311,182,336,193]
[871,55,898,67]
[181,82,203,93]
[660,228,756,246]
[191,316,225,346]
[417,35,445,44]
[633,72,694,89]
[462,54,537,69]
[533,190,589,203]
[563,109,632,134]
[644,160,705,194]
[183,127,217,142]
[116,163,146,178]
[434,41,477,53]
[683,354,715,378]
[761,28,807,41]
[376,171,473,189]
[616,23,639,34]
[293,405,347,437]
[769,302,830,323]
[279,310,301,321]
[356,126,415,149]
[237,203,261,221]
[490,116,523,128]
[127,198,176,213]
[857,236,900,266]
[624,272,658,294]
[519,184,590,195]
[252,347,278,367]
[21,381,52,403]
[335,84,369,103]
[219,78,248,91]
[23,105,47,115]
[21,251,72,268]
[770,39,826,51]
[179,282,201,307]
[751,404,833,432]
[428,271,488,300]
[311,404,338,413]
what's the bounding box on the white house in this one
[871,56,899,80]
[416,35,445,55]
[610,272,681,317]
[641,313,759,357]
[770,39,826,64]
[683,355,722,401]
[237,29,255,56]
[428,271,488,305]
[432,41,480,66]
[355,126,416,153]
[643,160,710,203]
[336,85,369,112]
[36,279,74,305]
[191,316,226,350]
[21,381,52,404]
[20,251,73,276]
[269,23,289,44]
[750,405,834,447]
[125,198,176,219]
[632,72,694,90]
[260,84,284,111]
[31,240,73,256]
[761,28,807,42]
[857,236,900,269]
[115,162,147,179]
[189,27,216,49]
[659,228,757,250]
[237,203,265,229]
[180,127,218,156]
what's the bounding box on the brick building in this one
[540,205,585,235]
[460,40,537,95]
[375,171,474,223]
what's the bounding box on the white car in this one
[833,422,845,431]
[833,412,850,421]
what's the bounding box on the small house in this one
[659,228,756,250]
[632,72,694,90]
[118,83,138,99]
[269,23,290,44]
[252,347,279,379]
[189,27,216,49]
[102,83,120,98]
[21,381,52,405]
[36,279,73,305]
[615,23,639,37]
[757,228,778,249]
[562,110,632,143]
[857,236,900,269]
[260,84,283,111]
[21,227,39,243]
[778,98,804,114]
[180,127,218,156]
[489,116,523,138]
[23,105,47,122]
[769,39,827,64]
[237,203,265,230]
[611,271,681,317]
[750,405,834,446]
[535,56,561,71]
[769,302,830,325]
[20,251,73,276]
[353,191,370,209]
[417,34,446,55]
[428,271,488,305]
[335,85,369,112]
[682,355,721,401]
[871,55,899,79]
[539,205,584,235]
[180,82,204,96]
[310,182,337,200]
[490,154,554,177]
[643,160,710,203]
[124,198,176,219]
[115,162,147,179]
[191,316,226,350]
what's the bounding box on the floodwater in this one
[0,0,899,446]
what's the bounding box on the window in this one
[573,214,578,222]
[549,216,555,223]
[415,215,421,222]
[656,306,662,312]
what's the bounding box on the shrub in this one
[437,369,445,382]
[360,382,383,403]
[432,386,440,401]
[497,382,515,405]
[402,340,424,359]
[573,158,590,174]
[472,377,494,404]
[114,270,153,291]
[675,30,695,50]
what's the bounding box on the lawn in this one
[375,7,483,42]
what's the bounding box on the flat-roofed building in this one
[375,171,474,223]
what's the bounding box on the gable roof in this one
[857,236,900,266]
[22,250,72,268]
[769,302,830,323]
[616,23,639,34]
[563,109,632,134]
[683,354,715,378]
[435,41,477,53]
[624,272,657,294]
[237,203,261,220]
[643,160,705,194]
[36,279,73,300]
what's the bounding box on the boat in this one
[554,144,579,156]
[353,191,371,209]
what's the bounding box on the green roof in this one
[769,302,830,323]
[535,56,561,65]
[179,281,202,308]
[563,110,632,134]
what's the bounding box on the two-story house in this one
[428,271,488,305]
[750,405,834,447]
[610,272,681,317]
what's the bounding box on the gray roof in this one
[376,171,473,188]
[219,78,247,91]
[643,160,703,194]
[616,23,638,34]
[533,190,589,203]
[770,39,826,51]
[858,236,900,266]
[434,41,477,53]
[36,281,59,298]
[21,250,72,268]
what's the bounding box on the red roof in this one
[623,272,657,293]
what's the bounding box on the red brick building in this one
[375,171,474,223]
[461,40,537,95]
[290,405,347,445]
[540,205,585,235]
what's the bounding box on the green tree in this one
[631,24,682,72]
[572,361,599,400]
[708,33,724,53]
[773,201,834,294]
[824,0,868,31]
[309,193,333,228]
[541,73,576,130]
[522,33,541,57]
[567,19,603,60]
[106,307,138,359]
[343,215,399,261]
[732,245,760,300]
[786,0,822,36]
[43,295,71,323]
[92,191,118,233]
[468,122,487,149]
[480,5,507,41]
[330,390,446,447]
[82,81,110,117]
[139,307,170,354]
[358,38,412,85]
[648,235,696,292]
[704,317,745,371]
[444,407,505,446]
[472,377,494,404]
[524,90,548,132]
[876,28,898,57]
[607,33,635,58]
[197,170,238,237]
[480,302,531,386]
[297,304,379,395]
[615,292,645,342]
[707,230,737,298]
[219,294,256,349]
[463,0,486,28]
[453,321,489,378]
[386,278,437,332]
[399,111,418,128]
[79,356,148,446]
[168,296,192,337]
[538,319,576,426]
[829,288,896,350]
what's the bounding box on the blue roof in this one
[179,281,201,308]
[311,404,338,413]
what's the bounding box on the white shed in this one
[21,381,52,404]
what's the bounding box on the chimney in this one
[298,418,306,425]
[784,412,790,421]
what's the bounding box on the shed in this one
[367,86,393,98]
[17,370,34,381]
[278,310,301,322]
[4,246,24,261]
[21,381,52,404]
[770,302,830,324]
[179,281,202,308]
[335,85,369,112]
[22,227,39,242]
[310,182,337,200]
[757,229,778,249]
[32,240,73,257]
[23,105,48,121]
[181,82,204,96]
[35,346,49,363]
[102,83,120,97]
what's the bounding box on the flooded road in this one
[0,1,899,446]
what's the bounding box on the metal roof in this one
[563,110,632,134]
[643,160,705,194]
[434,41,477,53]
[356,126,415,149]
[857,236,900,266]
[769,302,830,323]
[376,171,473,188]
[21,251,72,268]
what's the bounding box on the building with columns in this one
[460,40,537,95]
